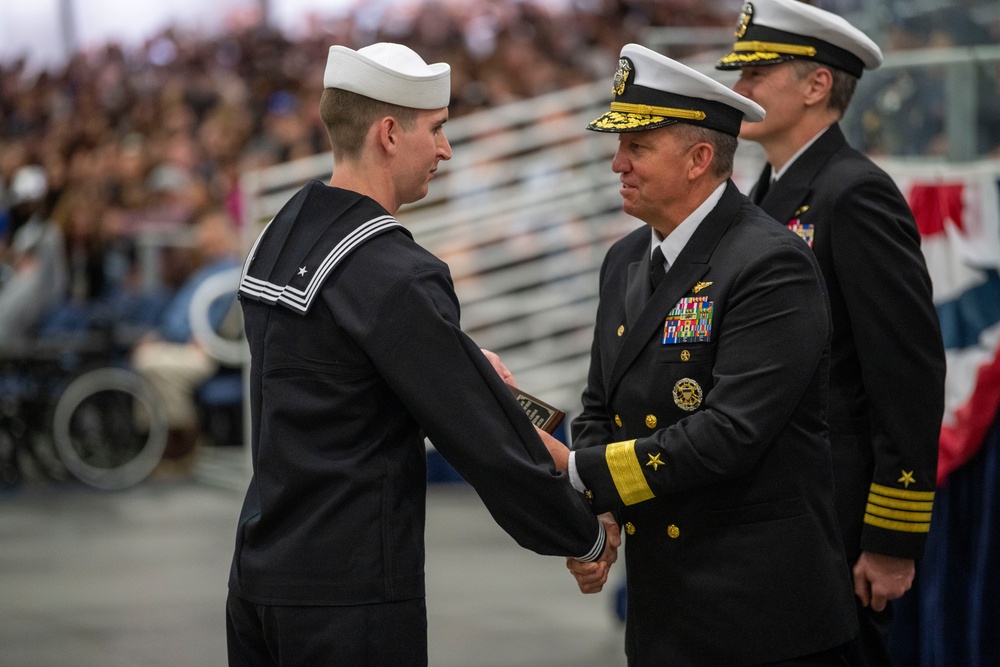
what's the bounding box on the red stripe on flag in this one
[937,344,1000,485]
[908,183,965,237]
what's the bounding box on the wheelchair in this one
[0,326,168,491]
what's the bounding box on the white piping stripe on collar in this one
[239,214,401,313]
[576,522,606,562]
[239,215,274,287]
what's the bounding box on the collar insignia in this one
[298,266,308,276]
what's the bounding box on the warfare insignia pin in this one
[735,2,754,39]
[692,281,713,294]
[672,378,703,411]
[793,205,810,217]
[613,58,632,97]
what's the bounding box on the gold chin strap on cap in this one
[609,102,706,121]
[732,40,818,57]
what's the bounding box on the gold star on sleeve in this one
[646,453,664,471]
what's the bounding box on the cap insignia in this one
[613,58,632,97]
[673,378,703,412]
[735,2,754,39]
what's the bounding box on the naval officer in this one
[717,2,946,664]
[557,43,858,665]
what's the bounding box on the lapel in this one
[625,255,650,328]
[758,123,847,224]
[607,181,743,396]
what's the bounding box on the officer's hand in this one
[566,513,620,594]
[598,512,621,567]
[852,551,915,612]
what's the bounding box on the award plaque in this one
[508,386,565,434]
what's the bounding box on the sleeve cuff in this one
[568,450,586,493]
[572,520,606,562]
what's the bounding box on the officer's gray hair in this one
[673,123,737,180]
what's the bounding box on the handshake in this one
[482,349,623,595]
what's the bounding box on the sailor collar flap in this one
[239,181,405,315]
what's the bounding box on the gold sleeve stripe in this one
[606,440,655,506]
[866,495,934,512]
[865,503,933,523]
[869,483,935,501]
[732,40,818,57]
[864,514,931,533]
[610,102,707,121]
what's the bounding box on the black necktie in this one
[650,246,666,291]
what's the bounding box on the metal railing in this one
[238,46,1000,425]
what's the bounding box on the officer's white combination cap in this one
[323,42,451,109]
[588,43,764,135]
[717,0,882,78]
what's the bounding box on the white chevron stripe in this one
[239,215,401,313]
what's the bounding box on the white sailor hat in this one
[587,43,764,136]
[716,0,882,78]
[323,42,451,110]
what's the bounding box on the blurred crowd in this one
[1,0,999,343]
[0,0,740,344]
[847,6,1000,157]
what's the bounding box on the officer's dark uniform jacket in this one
[571,182,857,666]
[750,123,945,564]
[229,180,604,607]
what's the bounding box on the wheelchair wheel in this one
[52,367,168,490]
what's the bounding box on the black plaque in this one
[509,386,565,434]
